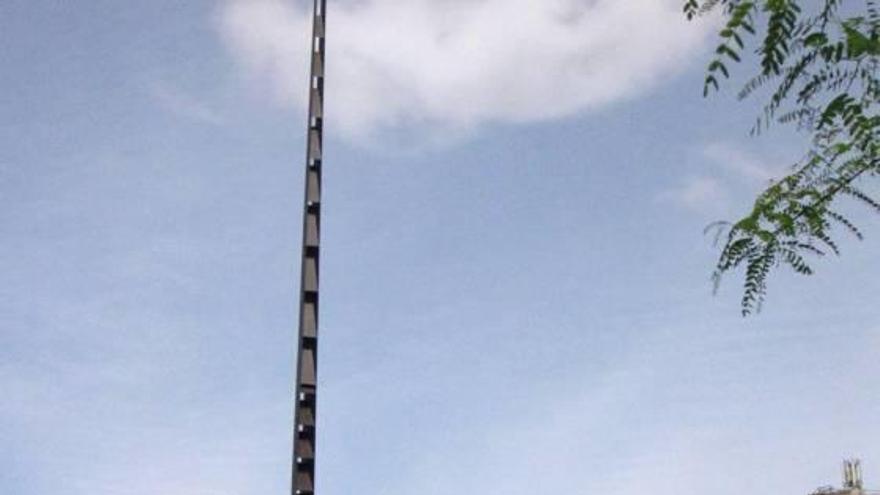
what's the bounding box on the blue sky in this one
[2,1,879,494]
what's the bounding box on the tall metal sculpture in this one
[292,1,326,494]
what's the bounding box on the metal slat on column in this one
[293,1,326,495]
[301,301,317,338]
[305,212,320,247]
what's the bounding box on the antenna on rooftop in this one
[844,459,864,490]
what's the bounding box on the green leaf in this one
[803,32,828,47]
[844,25,871,57]
[716,44,742,62]
[704,75,720,96]
[686,0,880,315]
[708,60,730,78]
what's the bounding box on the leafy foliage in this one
[686,0,880,315]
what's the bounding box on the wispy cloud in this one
[701,141,788,184]
[660,142,794,214]
[216,0,714,141]
[149,81,225,126]
[659,176,728,212]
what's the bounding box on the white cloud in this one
[217,0,713,141]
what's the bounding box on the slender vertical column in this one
[293,1,326,494]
